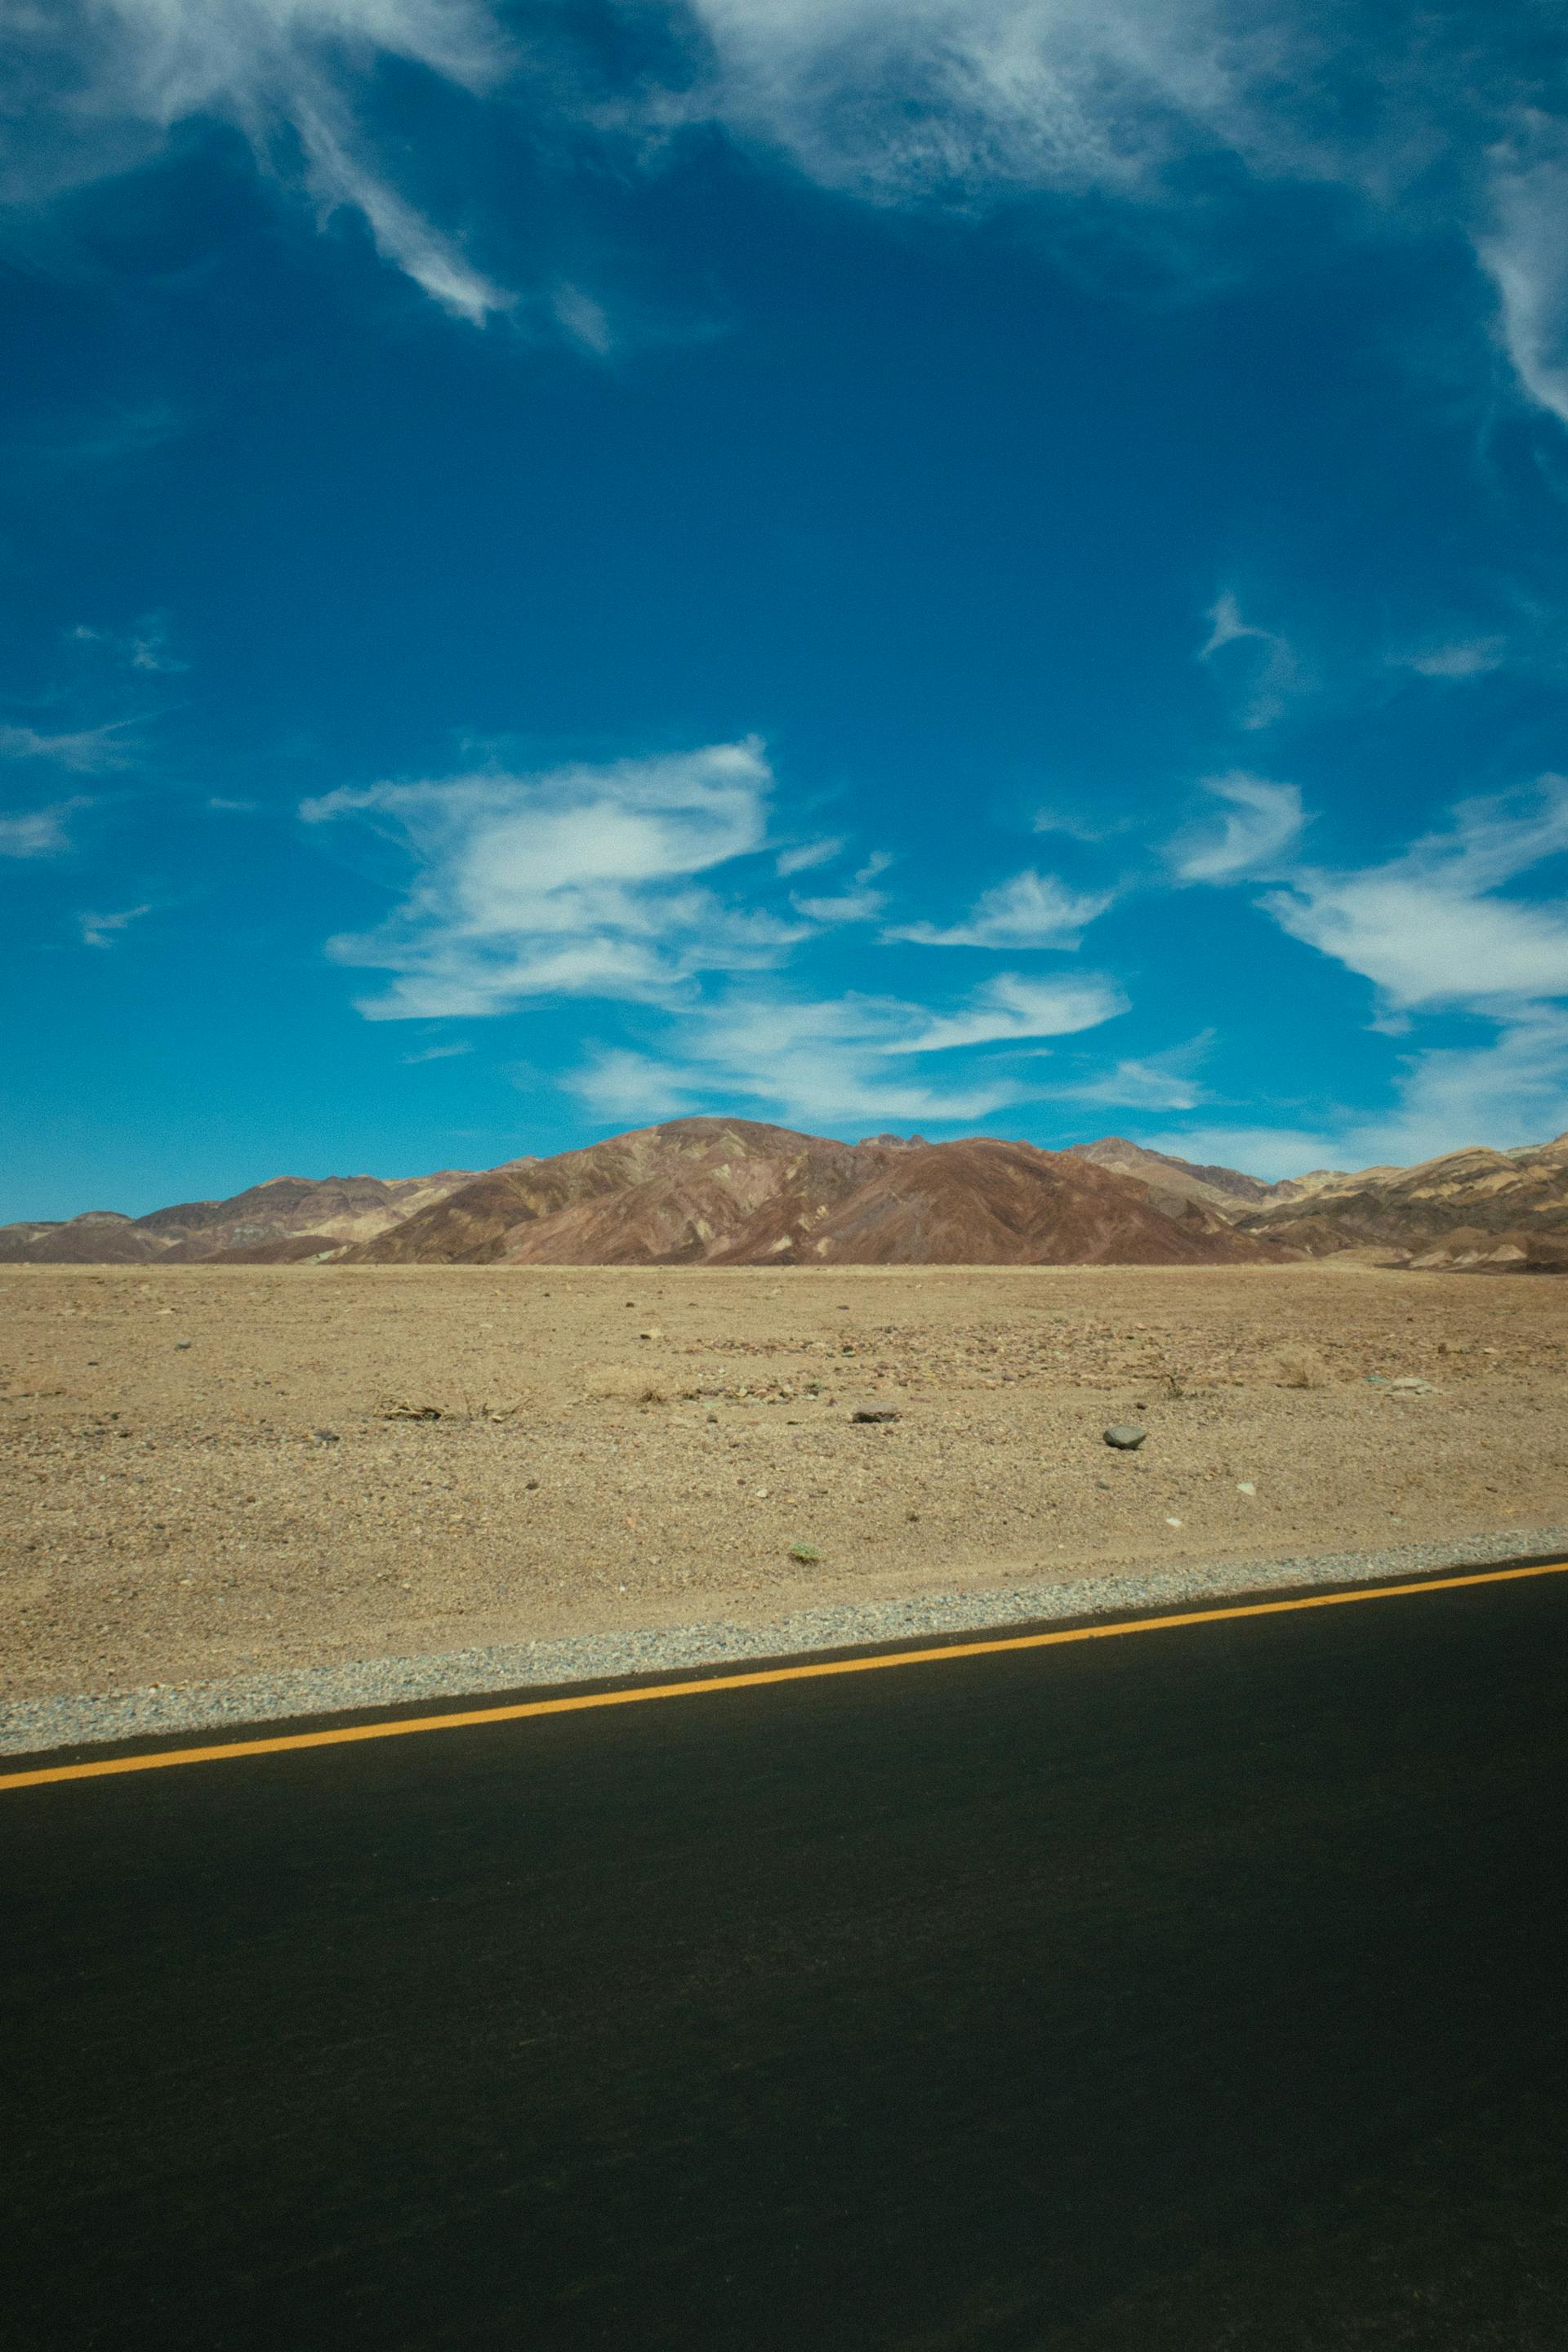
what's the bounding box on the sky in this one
[6,1,1568,1218]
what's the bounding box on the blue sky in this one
[7,1,1568,1218]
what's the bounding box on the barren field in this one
[2,1261,1566,1703]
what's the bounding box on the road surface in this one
[5,1564,1568,2349]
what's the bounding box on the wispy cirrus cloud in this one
[886,973,1126,1054]
[774,836,844,877]
[1154,773,1568,1172]
[0,796,91,857]
[1169,773,1305,884]
[1261,777,1568,1011]
[301,738,794,1019]
[1397,635,1507,680]
[886,867,1112,949]
[78,902,151,949]
[792,850,894,926]
[7,0,513,323]
[0,719,139,772]
[675,0,1568,433]
[1053,1031,1214,1113]
[1477,131,1568,430]
[13,0,1568,442]
[306,732,1135,1127]
[1197,593,1299,730]
[675,0,1263,206]
[1148,1005,1568,1178]
[792,885,887,924]
[569,969,1127,1129]
[70,614,187,675]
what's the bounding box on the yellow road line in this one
[4,1557,1566,1795]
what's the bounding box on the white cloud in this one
[402,1040,473,1064]
[792,887,886,924]
[0,797,90,856]
[1197,592,1298,730]
[568,1046,702,1124]
[71,614,188,674]
[1365,1007,1568,1160]
[11,0,512,323]
[1032,805,1127,843]
[664,8,1568,434]
[550,283,614,354]
[304,726,1141,1125]
[1150,775,1568,1175]
[301,738,790,1018]
[1169,773,1304,882]
[569,967,1125,1129]
[78,903,151,949]
[775,836,844,876]
[888,867,1112,948]
[678,0,1263,205]
[0,719,137,771]
[887,971,1126,1054]
[1400,636,1506,679]
[1262,777,1568,1009]
[1054,1031,1214,1111]
[1147,1006,1568,1177]
[17,1,1568,427]
[1477,136,1568,429]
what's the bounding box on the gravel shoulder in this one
[4,1524,1566,1757]
[4,1261,1566,1753]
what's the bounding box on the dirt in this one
[2,1261,1566,1703]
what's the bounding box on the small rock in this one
[524,1477,540,1490]
[852,1408,900,1424]
[789,1541,821,1563]
[1103,1424,1146,1450]
[174,1340,192,1352]
[1165,1517,1183,1528]
[1236,1480,1256,1496]
[312,1428,340,1445]
[638,1327,664,1341]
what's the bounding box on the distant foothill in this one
[4,1117,1567,1272]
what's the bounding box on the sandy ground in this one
[2,1261,1566,1703]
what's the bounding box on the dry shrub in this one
[1273,1348,1331,1390]
[583,1365,670,1405]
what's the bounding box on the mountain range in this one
[4,1118,1567,1271]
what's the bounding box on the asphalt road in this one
[6,1566,1568,2351]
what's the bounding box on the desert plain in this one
[3,1258,1567,1705]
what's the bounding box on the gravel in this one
[4,1521,1565,1760]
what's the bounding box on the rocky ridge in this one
[7,1117,1568,1270]
[0,1169,484,1266]
[1233,1134,1568,1271]
[336,1119,1282,1267]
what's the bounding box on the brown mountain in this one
[1067,1135,1393,1221]
[15,1117,1568,1272]
[1234,1134,1568,1268]
[1069,1137,1281,1218]
[0,1169,481,1266]
[0,1211,160,1265]
[341,1117,1286,1267]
